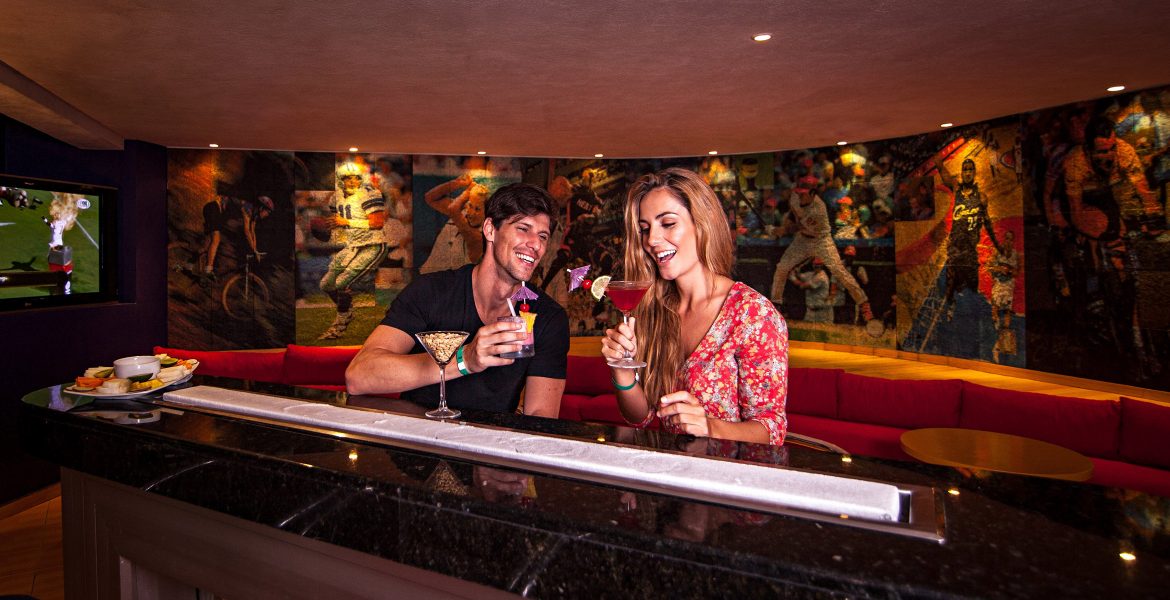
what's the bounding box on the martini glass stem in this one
[622,313,634,361]
[437,362,449,412]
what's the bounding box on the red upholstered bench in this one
[154,346,286,384]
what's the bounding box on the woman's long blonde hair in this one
[623,168,735,409]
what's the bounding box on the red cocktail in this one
[604,280,652,369]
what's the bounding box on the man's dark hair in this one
[484,183,558,231]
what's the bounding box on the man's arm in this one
[521,376,565,418]
[347,322,530,395]
[346,325,460,395]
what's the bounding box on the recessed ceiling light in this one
[594,153,604,158]
[348,147,358,152]
[1107,85,1126,92]
[1119,552,1136,562]
[477,151,487,155]
[208,143,219,148]
[708,150,718,155]
[753,33,772,42]
[837,141,847,146]
[941,122,954,128]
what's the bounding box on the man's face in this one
[342,175,362,194]
[487,213,551,283]
[961,162,976,185]
[1091,135,1118,174]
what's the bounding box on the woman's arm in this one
[601,318,654,425]
[424,173,473,216]
[732,295,789,445]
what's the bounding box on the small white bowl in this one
[113,355,161,379]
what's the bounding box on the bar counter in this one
[19,376,1170,598]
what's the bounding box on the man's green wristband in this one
[456,346,471,376]
[612,375,636,391]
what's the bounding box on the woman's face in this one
[638,188,699,281]
[464,185,488,225]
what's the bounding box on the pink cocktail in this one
[605,280,652,368]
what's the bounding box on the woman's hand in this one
[601,317,637,364]
[658,391,710,437]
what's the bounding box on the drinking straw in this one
[507,298,517,317]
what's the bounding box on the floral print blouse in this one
[665,282,789,445]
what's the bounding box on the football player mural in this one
[294,154,411,345]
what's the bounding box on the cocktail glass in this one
[604,280,652,369]
[415,330,470,419]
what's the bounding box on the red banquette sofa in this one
[156,345,1170,498]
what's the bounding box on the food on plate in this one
[69,355,200,395]
[98,378,131,394]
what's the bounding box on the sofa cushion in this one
[837,373,963,429]
[153,345,285,383]
[565,355,614,396]
[1089,457,1170,499]
[786,368,841,418]
[558,393,591,421]
[1119,397,1170,469]
[577,393,628,425]
[787,414,913,462]
[281,344,360,386]
[959,382,1120,458]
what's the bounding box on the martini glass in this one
[604,280,652,369]
[415,330,470,419]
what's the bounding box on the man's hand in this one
[462,320,528,373]
[332,214,349,227]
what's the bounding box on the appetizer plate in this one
[64,364,199,399]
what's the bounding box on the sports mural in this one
[164,84,1170,391]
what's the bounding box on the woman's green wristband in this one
[612,376,636,391]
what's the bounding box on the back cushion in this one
[959,382,1121,458]
[565,355,614,396]
[153,345,285,383]
[838,373,963,429]
[786,368,841,418]
[1119,396,1170,469]
[281,344,361,386]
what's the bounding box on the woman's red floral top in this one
[667,282,789,445]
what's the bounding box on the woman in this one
[420,173,489,274]
[602,168,788,445]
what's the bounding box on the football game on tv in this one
[0,174,117,310]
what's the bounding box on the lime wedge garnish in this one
[591,275,611,301]
[127,374,154,383]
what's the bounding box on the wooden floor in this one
[2,343,1166,596]
[0,491,63,600]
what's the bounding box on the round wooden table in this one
[900,428,1094,481]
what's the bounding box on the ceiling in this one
[1,1,1168,158]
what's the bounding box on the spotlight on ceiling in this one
[208,143,219,148]
[1107,85,1126,92]
[837,141,847,146]
[594,153,604,158]
[348,147,358,152]
[941,122,954,128]
[753,33,772,42]
[708,150,718,155]
[477,151,487,155]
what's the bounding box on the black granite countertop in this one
[20,376,1170,598]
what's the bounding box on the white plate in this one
[65,364,199,399]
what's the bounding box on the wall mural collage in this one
[167,86,1170,391]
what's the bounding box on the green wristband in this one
[612,375,636,391]
[456,346,471,376]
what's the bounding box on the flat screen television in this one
[0,173,117,310]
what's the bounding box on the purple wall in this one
[0,116,168,504]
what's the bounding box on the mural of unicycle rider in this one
[318,162,389,340]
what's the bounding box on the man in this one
[347,183,569,417]
[938,158,1001,308]
[318,162,389,340]
[770,175,873,323]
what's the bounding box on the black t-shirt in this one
[381,264,569,413]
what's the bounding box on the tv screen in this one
[0,174,117,310]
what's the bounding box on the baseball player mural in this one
[770,175,876,327]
